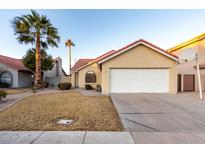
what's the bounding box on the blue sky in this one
[1,9,205,74]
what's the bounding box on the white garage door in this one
[110,69,169,93]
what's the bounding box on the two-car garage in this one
[110,68,169,93]
[99,40,178,94]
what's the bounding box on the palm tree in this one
[11,10,60,88]
[65,39,75,75]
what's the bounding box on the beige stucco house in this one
[71,39,178,94]
[168,33,205,92]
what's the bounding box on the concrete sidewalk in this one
[1,131,205,144]
[0,92,32,111]
[0,131,135,144]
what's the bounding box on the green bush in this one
[0,90,7,100]
[42,82,49,88]
[0,82,9,88]
[85,84,93,90]
[31,87,36,93]
[50,83,55,88]
[96,84,102,92]
[58,82,72,90]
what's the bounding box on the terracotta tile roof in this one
[74,39,178,71]
[98,39,178,64]
[93,50,117,62]
[75,50,116,71]
[71,58,94,72]
[115,39,177,58]
[137,39,178,58]
[0,55,32,73]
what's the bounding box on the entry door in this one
[178,74,181,92]
[183,74,195,91]
[75,72,79,88]
[110,69,169,93]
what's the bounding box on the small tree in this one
[22,48,54,72]
[0,90,7,100]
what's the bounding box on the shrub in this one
[42,82,49,88]
[31,87,36,93]
[0,82,9,88]
[96,84,102,92]
[50,83,55,88]
[85,84,93,90]
[0,90,7,100]
[58,82,72,90]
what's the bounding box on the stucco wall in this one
[60,75,71,83]
[78,62,100,89]
[18,72,33,87]
[71,72,75,87]
[172,39,205,91]
[101,44,178,94]
[0,64,18,87]
[43,57,68,86]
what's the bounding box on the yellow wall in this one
[71,72,75,87]
[171,39,205,91]
[101,44,178,94]
[78,62,100,89]
[172,39,205,64]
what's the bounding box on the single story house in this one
[71,39,178,94]
[168,32,205,92]
[0,55,33,87]
[0,55,69,88]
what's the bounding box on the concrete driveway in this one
[111,93,205,143]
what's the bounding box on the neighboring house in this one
[168,33,205,92]
[0,55,33,88]
[71,39,178,94]
[0,55,69,88]
[43,57,70,86]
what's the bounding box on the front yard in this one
[1,88,31,95]
[0,91,123,131]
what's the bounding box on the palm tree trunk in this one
[69,46,71,75]
[34,32,42,88]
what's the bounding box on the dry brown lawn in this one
[0,91,123,131]
[3,88,31,95]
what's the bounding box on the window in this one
[85,71,96,83]
[0,71,13,86]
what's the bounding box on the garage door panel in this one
[110,69,169,93]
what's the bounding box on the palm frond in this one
[11,10,60,49]
[65,39,75,47]
[40,41,48,49]
[17,35,35,44]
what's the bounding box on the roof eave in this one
[98,42,178,64]
[76,61,96,71]
[76,51,115,71]
[168,33,205,53]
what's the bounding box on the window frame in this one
[85,71,97,83]
[0,71,13,86]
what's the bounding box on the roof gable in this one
[0,55,32,73]
[76,50,116,71]
[71,59,94,72]
[98,39,178,64]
